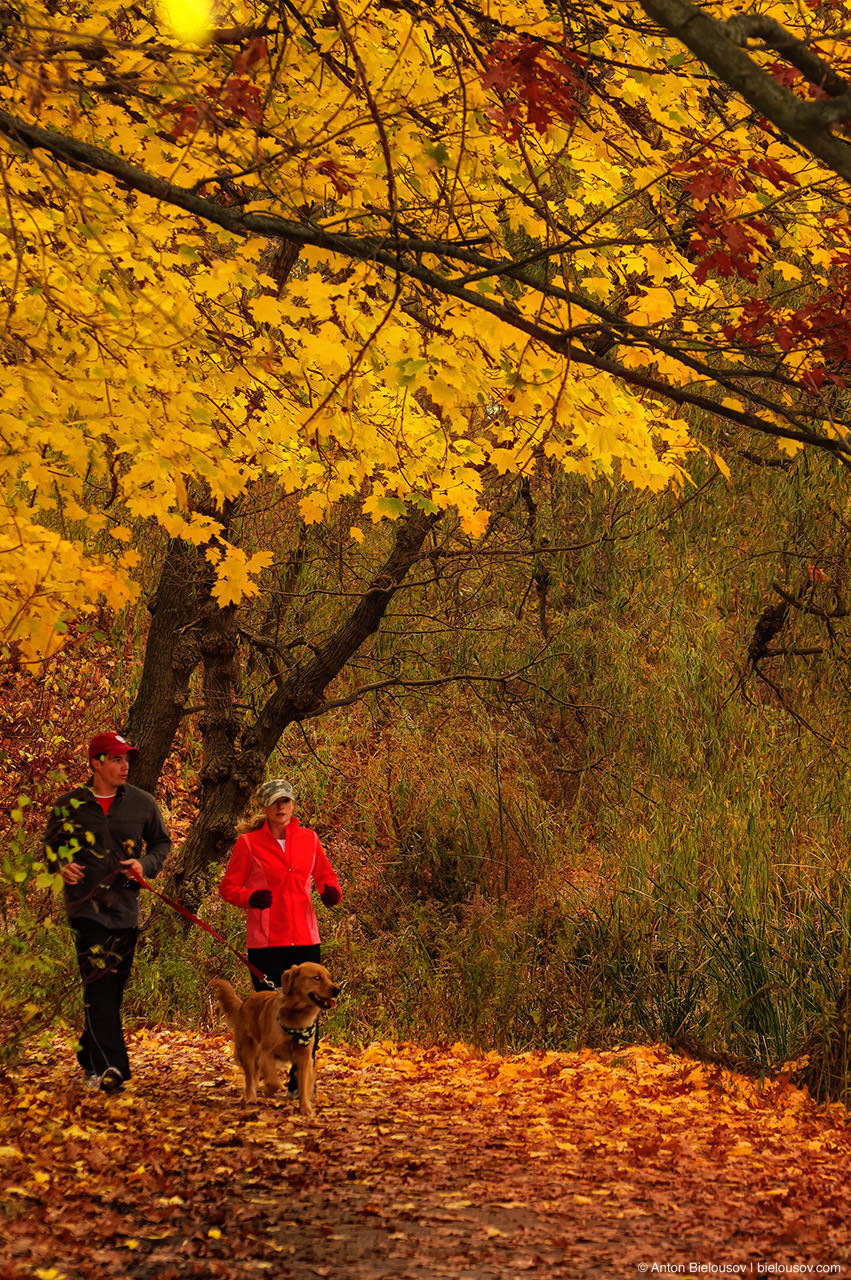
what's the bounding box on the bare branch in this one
[307,665,607,719]
[772,581,851,620]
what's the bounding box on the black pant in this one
[247,943,321,1090]
[70,919,139,1081]
[247,942,321,991]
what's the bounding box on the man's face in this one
[91,752,130,792]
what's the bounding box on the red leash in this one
[127,866,275,988]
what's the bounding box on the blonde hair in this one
[236,811,266,835]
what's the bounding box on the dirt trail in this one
[1,1031,850,1279]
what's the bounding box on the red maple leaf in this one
[482,38,587,142]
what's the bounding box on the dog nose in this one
[331,986,341,997]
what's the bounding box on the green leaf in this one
[426,142,450,166]
[35,872,63,891]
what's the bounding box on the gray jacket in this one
[44,782,171,929]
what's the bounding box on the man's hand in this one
[60,862,85,885]
[120,858,144,882]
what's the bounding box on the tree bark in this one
[171,594,243,896]
[125,539,206,794]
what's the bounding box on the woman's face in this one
[265,797,294,831]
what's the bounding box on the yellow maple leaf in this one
[631,287,677,325]
[299,494,327,524]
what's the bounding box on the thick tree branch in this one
[639,0,851,181]
[724,14,851,101]
[172,506,438,886]
[249,507,439,754]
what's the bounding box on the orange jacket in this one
[218,818,341,947]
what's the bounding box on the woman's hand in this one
[248,889,273,909]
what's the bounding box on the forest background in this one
[4,0,851,1105]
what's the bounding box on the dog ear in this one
[280,964,298,996]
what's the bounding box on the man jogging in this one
[44,731,171,1092]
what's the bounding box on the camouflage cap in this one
[255,778,295,807]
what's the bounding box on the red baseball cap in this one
[88,731,138,759]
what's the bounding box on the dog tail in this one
[209,977,243,1029]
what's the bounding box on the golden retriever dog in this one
[210,962,340,1116]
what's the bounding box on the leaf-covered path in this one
[2,1029,850,1279]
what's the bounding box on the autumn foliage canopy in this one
[3,0,851,658]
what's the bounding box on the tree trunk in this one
[183,595,243,891]
[172,507,438,891]
[125,539,206,793]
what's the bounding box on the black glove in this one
[320,884,341,907]
[248,889,273,909]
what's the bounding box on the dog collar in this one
[282,1025,315,1046]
